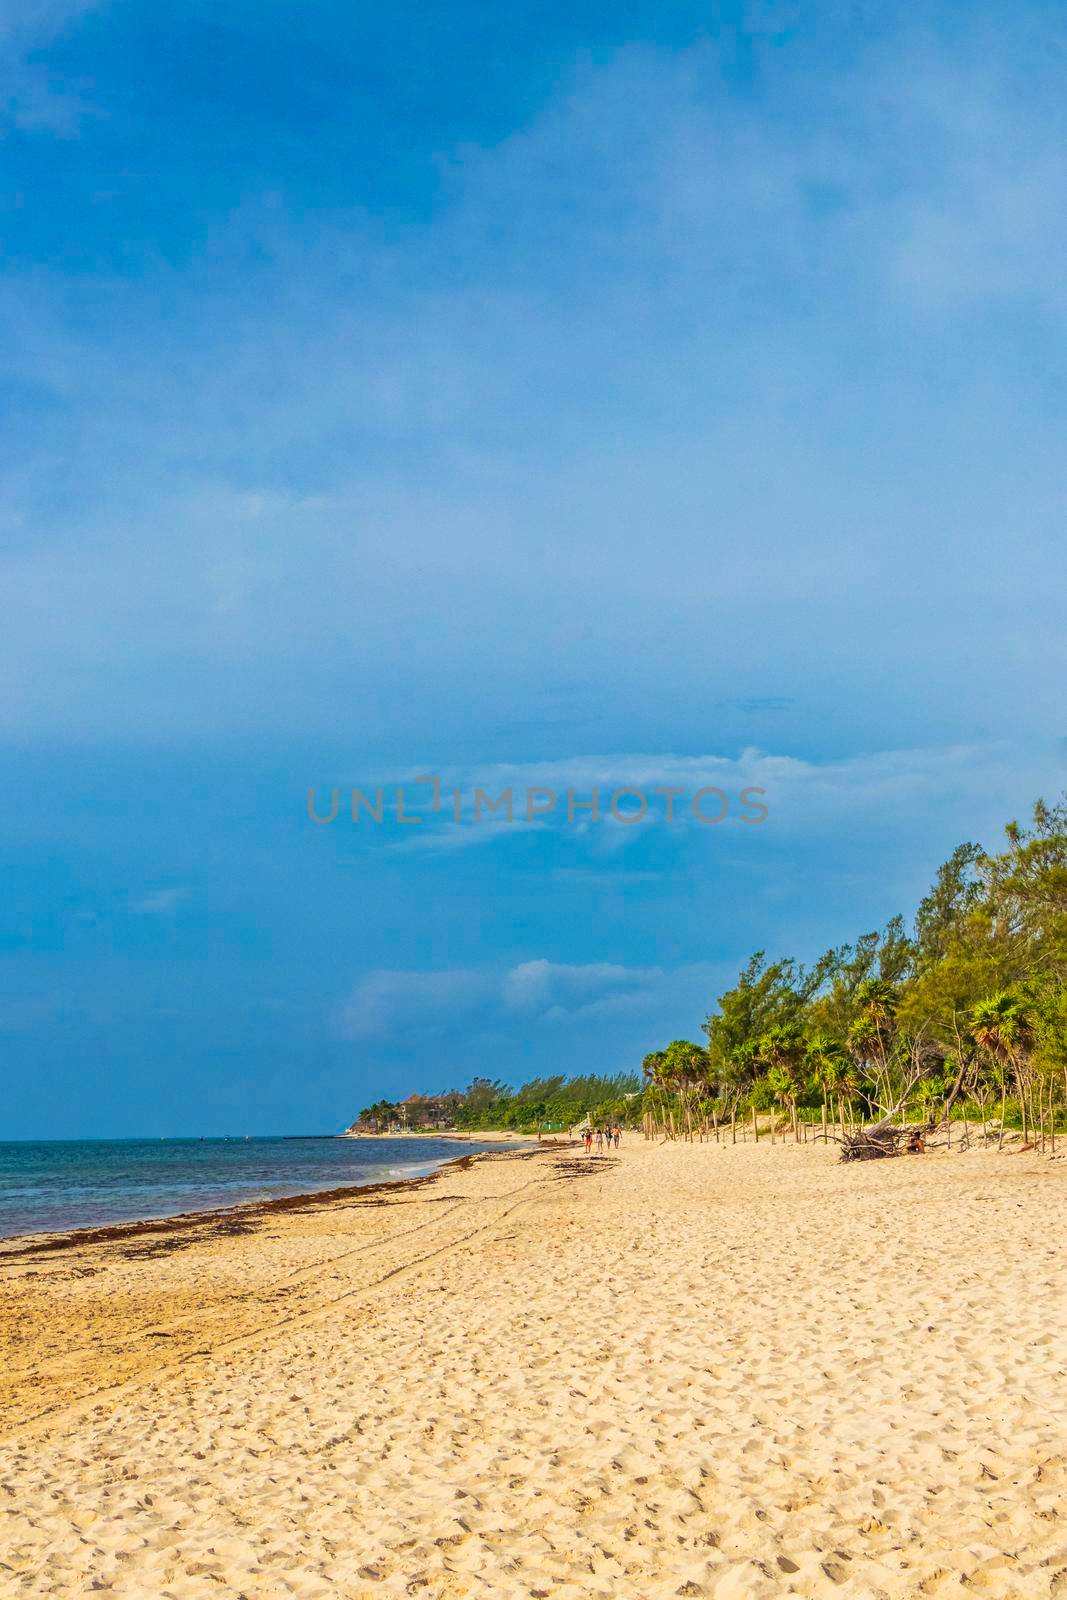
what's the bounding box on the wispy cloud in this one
[2,1,101,133]
[336,957,725,1039]
[130,888,189,916]
[501,958,663,1022]
[336,969,493,1039]
[340,741,1067,856]
[2,20,1066,745]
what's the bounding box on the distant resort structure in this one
[347,1093,460,1133]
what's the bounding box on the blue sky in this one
[3,1,1066,1136]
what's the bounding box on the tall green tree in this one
[970,990,1036,1143]
[758,1023,805,1139]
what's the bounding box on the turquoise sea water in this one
[0,1136,518,1238]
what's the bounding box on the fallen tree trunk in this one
[840,1125,903,1161]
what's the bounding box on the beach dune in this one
[0,1139,1065,1598]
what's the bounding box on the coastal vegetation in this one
[353,1074,641,1136]
[354,795,1066,1153]
[642,794,1067,1153]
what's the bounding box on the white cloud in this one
[336,957,724,1039]
[130,887,189,916]
[384,816,545,856]
[875,53,1067,318]
[336,969,493,1039]
[501,958,660,1020]
[342,741,1067,856]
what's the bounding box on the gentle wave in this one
[0,1136,523,1238]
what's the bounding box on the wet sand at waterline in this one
[0,1141,1064,1598]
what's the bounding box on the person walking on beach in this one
[595,1127,604,1152]
[583,1127,593,1154]
[612,1125,621,1149]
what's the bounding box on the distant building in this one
[398,1093,455,1129]
[347,1091,461,1134]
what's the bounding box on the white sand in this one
[0,1139,1065,1597]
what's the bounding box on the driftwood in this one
[840,1125,903,1161]
[838,1039,940,1163]
[839,1126,928,1160]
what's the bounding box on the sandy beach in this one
[1,1138,1065,1598]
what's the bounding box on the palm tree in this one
[849,979,901,1115]
[845,1015,881,1118]
[641,1049,667,1086]
[804,1033,846,1135]
[664,1040,711,1140]
[971,990,1036,1145]
[719,1039,761,1143]
[641,1050,673,1137]
[758,1024,805,1140]
[854,978,900,1027]
[835,1055,862,1132]
[966,1047,1001,1141]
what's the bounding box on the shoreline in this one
[340,1127,545,1142]
[0,1140,548,1258]
[0,1139,576,1443]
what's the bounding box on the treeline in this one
[456,1073,642,1130]
[642,794,1067,1150]
[355,1072,642,1134]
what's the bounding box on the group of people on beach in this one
[580,1125,621,1153]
